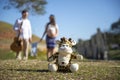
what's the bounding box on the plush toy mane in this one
[57,37,76,47]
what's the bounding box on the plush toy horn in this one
[69,38,76,46]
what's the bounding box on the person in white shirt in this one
[13,10,32,60]
[40,14,59,61]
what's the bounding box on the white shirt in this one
[47,24,58,36]
[13,18,32,39]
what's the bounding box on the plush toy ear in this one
[69,38,72,41]
[61,37,67,42]
[69,38,76,46]
[71,40,76,46]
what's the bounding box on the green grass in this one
[0,60,120,80]
[0,49,47,60]
[0,21,12,31]
[0,49,15,60]
[109,50,120,60]
[29,49,47,61]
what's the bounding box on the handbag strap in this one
[18,21,23,37]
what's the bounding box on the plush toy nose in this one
[62,62,64,64]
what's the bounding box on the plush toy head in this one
[57,37,76,55]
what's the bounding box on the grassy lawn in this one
[0,49,15,60]
[0,48,47,60]
[109,50,120,60]
[0,60,120,80]
[0,49,120,80]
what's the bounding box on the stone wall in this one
[76,28,108,60]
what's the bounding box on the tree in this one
[2,0,47,15]
[106,19,120,46]
[111,19,120,34]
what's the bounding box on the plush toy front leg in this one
[70,63,79,72]
[48,63,58,72]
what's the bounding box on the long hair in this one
[49,14,56,26]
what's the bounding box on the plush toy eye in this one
[61,44,65,47]
[61,44,70,47]
[66,44,69,47]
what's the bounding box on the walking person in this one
[13,10,32,60]
[40,14,59,61]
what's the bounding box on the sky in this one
[0,0,120,41]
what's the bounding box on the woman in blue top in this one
[40,14,59,61]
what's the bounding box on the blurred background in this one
[0,0,120,60]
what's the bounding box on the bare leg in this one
[23,39,29,60]
[16,51,21,60]
[47,47,56,61]
[16,40,23,60]
[47,48,51,60]
[51,48,56,55]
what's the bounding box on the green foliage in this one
[108,50,120,60]
[106,33,120,45]
[3,0,47,15]
[106,19,120,44]
[111,19,120,32]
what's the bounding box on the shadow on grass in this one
[8,69,49,72]
[6,69,72,73]
[57,70,72,73]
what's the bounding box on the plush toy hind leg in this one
[48,63,58,72]
[70,63,79,72]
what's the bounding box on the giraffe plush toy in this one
[48,37,79,72]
